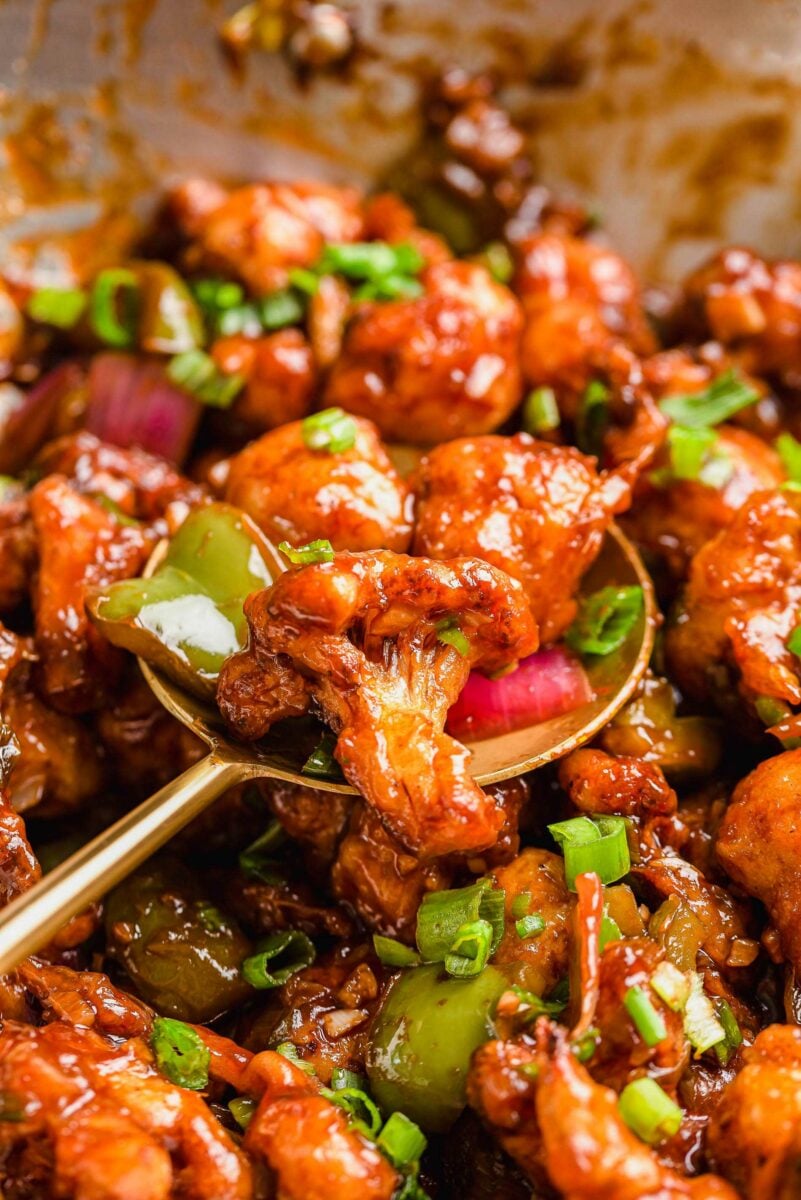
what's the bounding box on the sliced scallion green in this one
[26,286,87,329]
[373,934,422,968]
[435,616,470,657]
[547,815,630,890]
[522,386,560,435]
[416,878,505,964]
[302,407,357,453]
[658,368,758,429]
[278,538,335,565]
[151,1017,210,1090]
[242,930,315,989]
[618,1077,683,1144]
[515,913,545,940]
[624,984,667,1046]
[443,918,493,978]
[565,585,643,657]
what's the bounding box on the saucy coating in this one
[217,550,538,858]
[716,749,801,973]
[242,1051,398,1200]
[490,848,571,995]
[325,261,523,444]
[678,246,801,382]
[515,232,655,396]
[212,329,317,431]
[225,415,413,552]
[171,178,365,294]
[0,493,37,611]
[413,433,631,641]
[559,748,677,820]
[0,1021,251,1200]
[664,489,801,713]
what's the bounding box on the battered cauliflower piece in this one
[515,232,655,396]
[678,246,801,383]
[217,550,538,858]
[412,433,631,642]
[324,260,523,444]
[212,329,317,432]
[0,1021,251,1200]
[664,489,801,714]
[225,415,413,552]
[717,749,801,973]
[170,178,365,295]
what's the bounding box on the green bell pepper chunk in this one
[87,502,282,698]
[366,963,507,1132]
[133,261,205,355]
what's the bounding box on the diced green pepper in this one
[87,502,282,697]
[132,261,205,354]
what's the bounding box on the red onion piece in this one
[447,645,594,742]
[0,362,86,473]
[87,353,201,466]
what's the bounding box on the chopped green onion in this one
[599,912,622,950]
[330,1068,367,1092]
[650,961,691,1012]
[192,278,245,312]
[624,985,667,1046]
[658,368,759,429]
[435,616,470,657]
[618,1077,683,1145]
[515,913,545,940]
[777,432,801,483]
[92,495,141,527]
[572,1026,600,1062]
[288,267,320,295]
[278,538,335,565]
[475,241,513,284]
[195,902,228,933]
[228,1096,257,1129]
[354,274,424,301]
[755,695,793,727]
[373,934,422,968]
[302,730,343,779]
[511,892,531,920]
[275,1041,316,1074]
[89,268,140,347]
[714,998,743,1065]
[416,878,505,964]
[522,386,560,435]
[566,585,644,657]
[444,918,493,978]
[302,407,357,453]
[258,288,305,330]
[788,626,801,659]
[215,302,264,338]
[509,984,566,1020]
[377,1111,428,1168]
[323,1085,382,1136]
[683,973,725,1055]
[242,930,315,989]
[151,1017,210,1090]
[517,1061,540,1081]
[238,819,286,884]
[667,426,717,480]
[26,286,86,329]
[167,349,244,408]
[548,815,631,890]
[319,242,424,282]
[576,379,609,456]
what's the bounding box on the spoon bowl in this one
[0,523,655,972]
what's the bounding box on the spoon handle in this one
[0,753,246,975]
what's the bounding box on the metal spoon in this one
[0,524,655,973]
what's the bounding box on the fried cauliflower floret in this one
[170,178,364,294]
[716,749,801,973]
[225,415,412,552]
[515,232,655,396]
[212,329,317,431]
[623,424,784,580]
[664,489,801,714]
[0,492,36,611]
[706,1025,801,1198]
[489,848,571,996]
[678,246,801,382]
[217,550,538,858]
[324,260,523,444]
[559,747,677,821]
[412,433,631,642]
[0,1021,251,1200]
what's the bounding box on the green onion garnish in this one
[599,912,622,950]
[242,930,315,989]
[777,432,801,483]
[511,892,531,920]
[228,1096,257,1129]
[26,286,87,329]
[650,961,691,1012]
[288,267,320,296]
[416,878,505,965]
[302,729,343,779]
[151,1017,210,1090]
[354,274,424,301]
[508,985,566,1020]
[618,1077,683,1145]
[215,302,264,338]
[547,814,630,890]
[658,368,759,429]
[377,1111,428,1168]
[475,241,514,284]
[435,616,470,657]
[275,1041,316,1074]
[238,819,286,884]
[572,1026,600,1062]
[259,288,306,330]
[372,933,422,967]
[624,985,667,1046]
[330,1068,366,1092]
[302,407,357,453]
[683,972,725,1055]
[320,241,423,282]
[565,585,644,657]
[192,278,245,312]
[323,1085,382,1137]
[515,913,545,940]
[522,386,560,435]
[667,426,717,480]
[89,268,140,348]
[167,349,244,408]
[713,998,743,1065]
[278,539,336,565]
[444,918,493,978]
[576,379,609,456]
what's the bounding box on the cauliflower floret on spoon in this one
[217,550,538,859]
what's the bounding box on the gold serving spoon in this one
[0,523,654,973]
